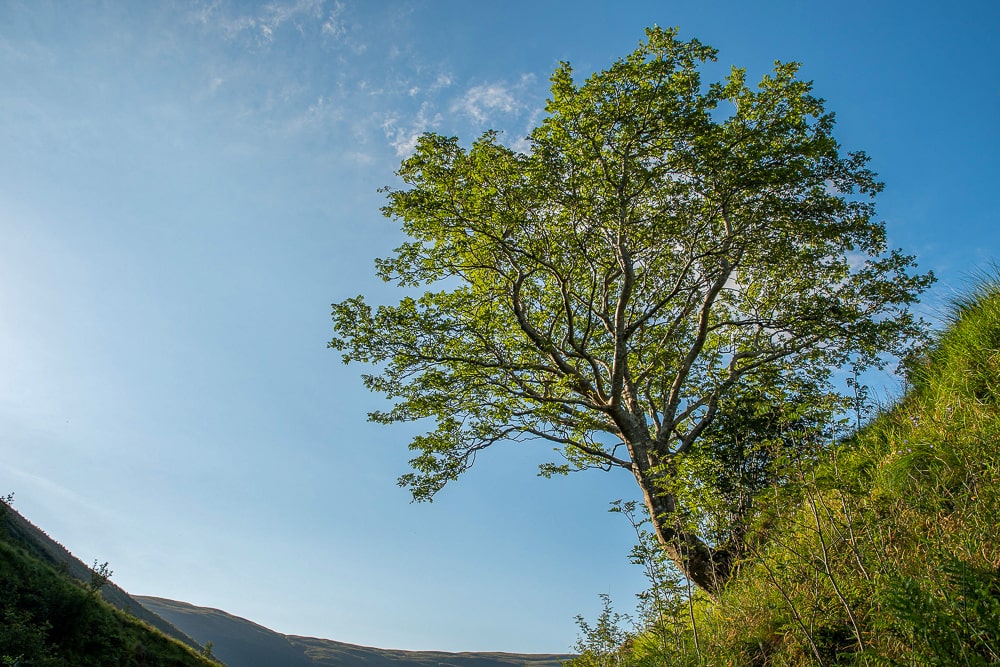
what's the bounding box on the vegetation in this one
[569,281,1000,665]
[0,499,220,667]
[330,26,932,593]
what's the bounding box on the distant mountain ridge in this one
[2,504,572,667]
[137,596,573,667]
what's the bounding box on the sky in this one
[0,0,998,654]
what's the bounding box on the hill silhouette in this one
[138,596,572,667]
[0,501,572,667]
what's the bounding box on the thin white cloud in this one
[189,0,222,26]
[450,73,535,125]
[453,83,517,123]
[253,0,325,43]
[192,0,356,48]
[508,105,545,154]
[282,93,345,135]
[378,72,542,156]
[382,102,442,157]
[407,71,452,97]
[321,1,347,37]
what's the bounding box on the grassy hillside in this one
[571,284,1000,666]
[0,504,220,667]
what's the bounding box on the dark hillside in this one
[138,596,573,667]
[0,502,219,666]
[136,597,314,667]
[290,634,573,667]
[0,503,202,651]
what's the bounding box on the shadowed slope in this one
[0,505,204,652]
[0,505,219,666]
[137,596,573,667]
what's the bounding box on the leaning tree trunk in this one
[633,467,734,596]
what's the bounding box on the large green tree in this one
[330,28,932,594]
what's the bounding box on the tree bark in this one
[633,467,733,596]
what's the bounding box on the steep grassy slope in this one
[572,285,1000,666]
[0,505,220,666]
[139,596,573,667]
[0,503,204,652]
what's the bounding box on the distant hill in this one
[0,502,571,667]
[137,596,573,667]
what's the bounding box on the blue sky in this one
[0,0,997,654]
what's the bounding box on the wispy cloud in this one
[374,71,544,156]
[234,0,324,43]
[321,1,347,37]
[507,114,543,154]
[450,74,535,125]
[281,91,347,136]
[192,0,360,50]
[407,72,453,98]
[382,102,442,156]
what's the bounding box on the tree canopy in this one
[330,27,933,593]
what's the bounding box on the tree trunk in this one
[634,468,733,596]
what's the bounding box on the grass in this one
[569,281,1000,666]
[0,507,220,667]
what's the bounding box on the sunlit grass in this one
[569,279,1000,666]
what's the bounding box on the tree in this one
[88,560,112,595]
[668,367,845,563]
[330,27,933,594]
[571,593,634,667]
